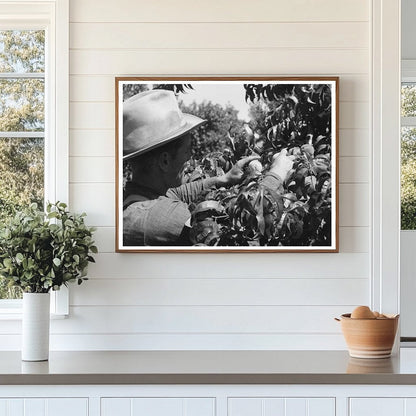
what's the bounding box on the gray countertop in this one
[2,349,416,385]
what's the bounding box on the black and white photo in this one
[116,77,338,252]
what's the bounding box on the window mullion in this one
[0,73,44,79]
[0,132,44,138]
[401,117,416,127]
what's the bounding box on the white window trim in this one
[398,61,416,341]
[0,0,69,317]
[371,0,401,324]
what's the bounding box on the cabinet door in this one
[350,398,404,416]
[228,397,335,416]
[101,398,215,416]
[0,398,88,416]
[350,398,416,416]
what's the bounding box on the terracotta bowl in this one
[338,313,399,359]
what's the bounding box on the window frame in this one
[0,0,69,316]
[399,60,416,340]
[371,0,401,322]
[401,61,416,235]
[401,61,416,127]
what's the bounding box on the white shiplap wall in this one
[56,0,371,350]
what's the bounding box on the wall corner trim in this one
[371,0,401,316]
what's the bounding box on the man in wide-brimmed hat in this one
[123,89,293,246]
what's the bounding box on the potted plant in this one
[0,202,97,361]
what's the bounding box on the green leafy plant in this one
[0,202,97,293]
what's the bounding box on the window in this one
[0,0,69,314]
[400,62,416,340]
[401,76,416,230]
[0,29,45,300]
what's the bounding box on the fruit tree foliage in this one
[181,83,334,247]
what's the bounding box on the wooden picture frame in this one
[115,77,339,253]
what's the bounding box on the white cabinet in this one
[101,397,215,416]
[228,397,335,416]
[4,385,416,416]
[0,398,88,416]
[349,398,416,416]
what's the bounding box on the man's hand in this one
[269,149,295,181]
[217,155,261,186]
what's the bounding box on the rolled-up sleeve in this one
[166,178,217,204]
[124,197,192,246]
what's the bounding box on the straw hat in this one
[123,89,206,160]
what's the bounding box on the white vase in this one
[22,292,50,361]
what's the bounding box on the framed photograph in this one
[115,77,339,253]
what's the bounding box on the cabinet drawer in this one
[228,397,335,416]
[0,398,88,416]
[101,397,215,416]
[349,398,416,416]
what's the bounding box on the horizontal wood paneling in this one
[339,184,369,227]
[56,306,352,334]
[69,102,368,130]
[338,129,369,157]
[85,253,369,279]
[71,278,368,306]
[69,49,368,76]
[69,74,369,103]
[339,157,369,183]
[69,0,369,23]
[339,102,369,129]
[91,225,369,254]
[90,227,115,253]
[0,306,354,335]
[70,22,368,50]
[70,103,113,129]
[339,227,369,253]
[0,333,347,350]
[69,130,114,157]
[69,183,114,226]
[69,157,114,183]
[70,76,114,102]
[60,0,373,351]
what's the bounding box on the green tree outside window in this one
[0,30,45,299]
[401,85,416,230]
